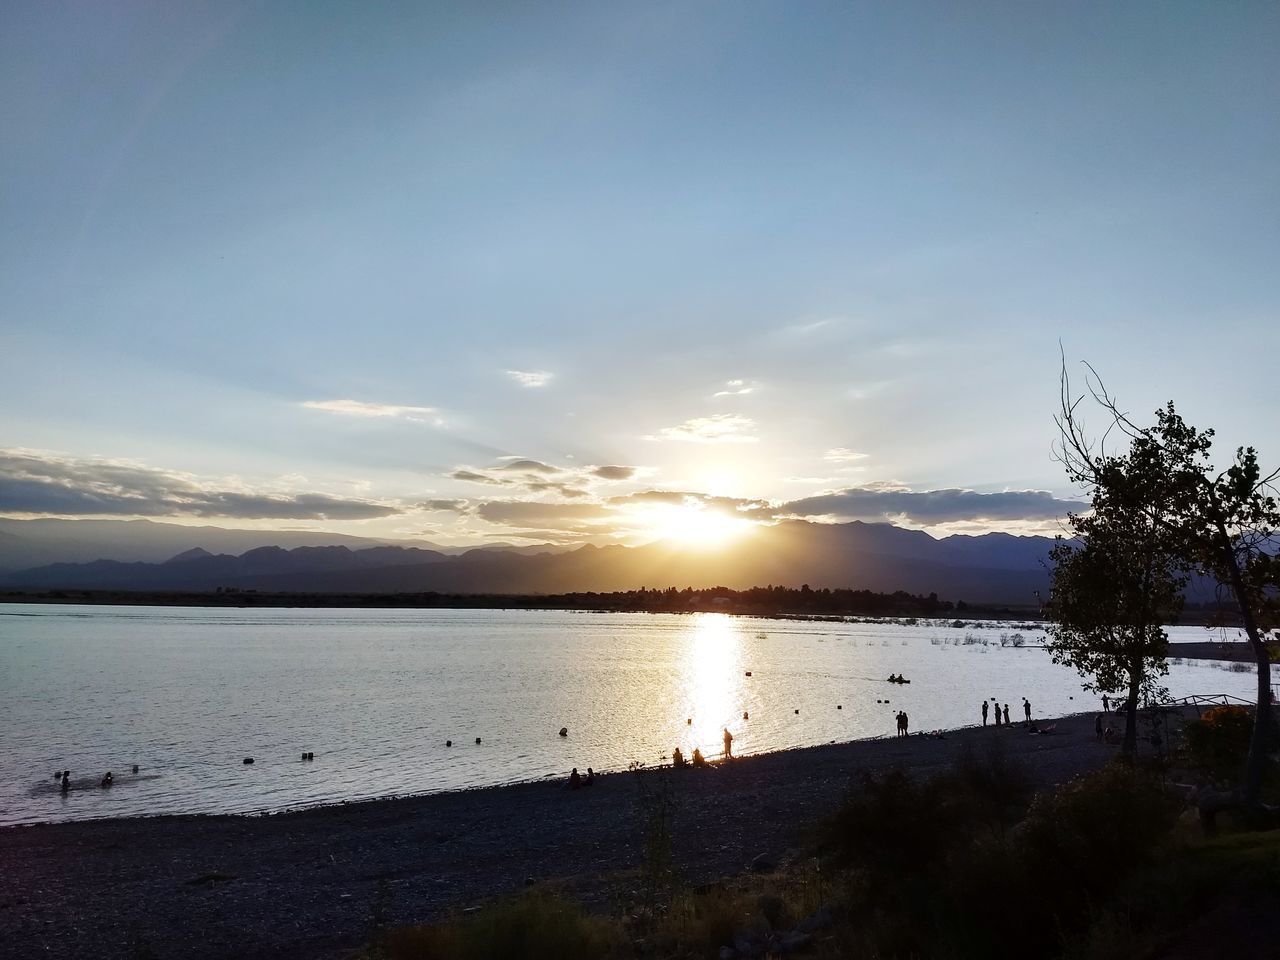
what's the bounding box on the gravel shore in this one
[1,712,1125,960]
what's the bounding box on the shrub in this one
[1017,764,1182,900]
[381,890,619,960]
[1184,705,1253,782]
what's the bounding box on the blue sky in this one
[2,1,1277,546]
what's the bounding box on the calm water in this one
[0,604,1268,826]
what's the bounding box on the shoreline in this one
[1,709,1151,960]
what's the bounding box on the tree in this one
[1046,423,1188,760]
[1057,362,1280,808]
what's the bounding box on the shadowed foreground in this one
[1,713,1120,960]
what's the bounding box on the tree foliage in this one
[1055,360,1280,804]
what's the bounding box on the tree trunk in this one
[1214,520,1275,809]
[1122,669,1140,762]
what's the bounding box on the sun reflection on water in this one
[679,614,745,758]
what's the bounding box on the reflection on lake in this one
[0,604,1270,826]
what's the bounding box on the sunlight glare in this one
[680,614,745,757]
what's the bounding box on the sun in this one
[641,502,755,548]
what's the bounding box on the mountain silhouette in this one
[1,519,1058,604]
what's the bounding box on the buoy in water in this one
[243,758,254,765]
[794,709,799,715]
[559,727,568,737]
[446,740,452,747]
[131,765,139,774]
[475,737,482,744]
[837,705,843,710]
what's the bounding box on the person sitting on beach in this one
[585,767,595,787]
[1103,725,1118,744]
[672,746,686,768]
[691,748,708,767]
[568,767,582,790]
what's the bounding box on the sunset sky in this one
[2,1,1277,547]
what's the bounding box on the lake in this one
[0,603,1267,826]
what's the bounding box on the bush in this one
[381,890,619,960]
[1017,764,1182,899]
[1184,705,1253,782]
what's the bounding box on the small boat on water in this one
[886,674,911,684]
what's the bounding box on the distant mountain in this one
[0,517,573,571]
[0,519,1059,605]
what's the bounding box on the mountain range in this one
[0,517,1060,605]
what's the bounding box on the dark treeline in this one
[0,584,1041,619]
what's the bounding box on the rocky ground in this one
[0,712,1129,960]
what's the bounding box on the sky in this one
[1,1,1278,548]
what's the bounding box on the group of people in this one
[567,766,596,789]
[670,727,734,770]
[894,710,910,736]
[55,765,139,793]
[980,698,1034,727]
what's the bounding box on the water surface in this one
[0,604,1266,826]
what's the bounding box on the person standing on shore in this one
[982,701,989,726]
[993,702,1001,727]
[1002,704,1010,725]
[1102,694,1110,713]
[1023,699,1032,725]
[902,711,910,736]
[722,727,734,760]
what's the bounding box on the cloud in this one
[450,469,512,485]
[775,486,1086,525]
[713,379,755,398]
[824,447,869,463]
[0,449,403,521]
[505,370,553,388]
[474,500,613,528]
[648,414,758,444]
[496,459,560,475]
[591,465,636,481]
[419,499,469,512]
[302,399,443,426]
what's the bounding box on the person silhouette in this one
[722,727,734,759]
[568,768,582,790]
[982,701,989,726]
[1023,699,1032,724]
[672,746,686,768]
[60,770,70,795]
[994,702,1001,727]
[1002,704,1010,725]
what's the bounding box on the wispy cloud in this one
[713,379,755,398]
[505,370,553,388]
[824,447,869,463]
[0,449,403,521]
[302,399,444,426]
[647,414,759,444]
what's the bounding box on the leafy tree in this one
[1057,362,1280,807]
[1046,425,1187,760]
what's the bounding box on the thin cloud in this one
[824,447,869,463]
[496,459,560,475]
[302,399,443,426]
[419,499,470,512]
[0,449,402,521]
[776,487,1086,525]
[647,414,758,444]
[505,370,553,388]
[713,379,755,398]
